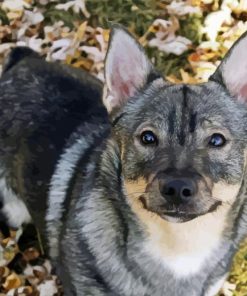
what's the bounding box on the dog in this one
[1,25,247,295]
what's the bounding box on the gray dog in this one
[1,25,247,295]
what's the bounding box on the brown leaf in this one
[3,246,19,263]
[33,265,47,281]
[0,266,10,278]
[2,272,22,290]
[22,248,40,262]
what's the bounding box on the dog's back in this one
[0,47,108,237]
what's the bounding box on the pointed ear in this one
[104,24,160,113]
[210,31,247,102]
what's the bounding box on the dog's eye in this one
[208,133,226,147]
[140,131,158,145]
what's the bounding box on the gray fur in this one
[1,27,247,296]
[56,28,247,295]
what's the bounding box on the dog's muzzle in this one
[142,168,222,223]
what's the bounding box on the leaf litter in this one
[0,0,247,295]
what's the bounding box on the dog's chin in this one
[160,212,200,223]
[139,196,222,223]
[139,195,222,224]
[159,201,222,224]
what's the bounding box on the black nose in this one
[161,179,195,205]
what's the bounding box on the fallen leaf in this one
[37,279,58,296]
[2,273,22,290]
[167,1,201,16]
[22,248,40,262]
[55,0,90,18]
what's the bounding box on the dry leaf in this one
[2,273,22,290]
[167,1,201,16]
[55,0,90,18]
[22,248,40,262]
[0,266,10,278]
[37,279,58,296]
[1,0,30,11]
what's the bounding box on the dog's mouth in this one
[139,195,222,223]
[161,212,199,223]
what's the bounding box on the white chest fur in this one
[130,197,229,278]
[144,240,217,277]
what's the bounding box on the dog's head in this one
[103,25,247,223]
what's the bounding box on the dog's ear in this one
[104,25,160,112]
[210,31,247,102]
